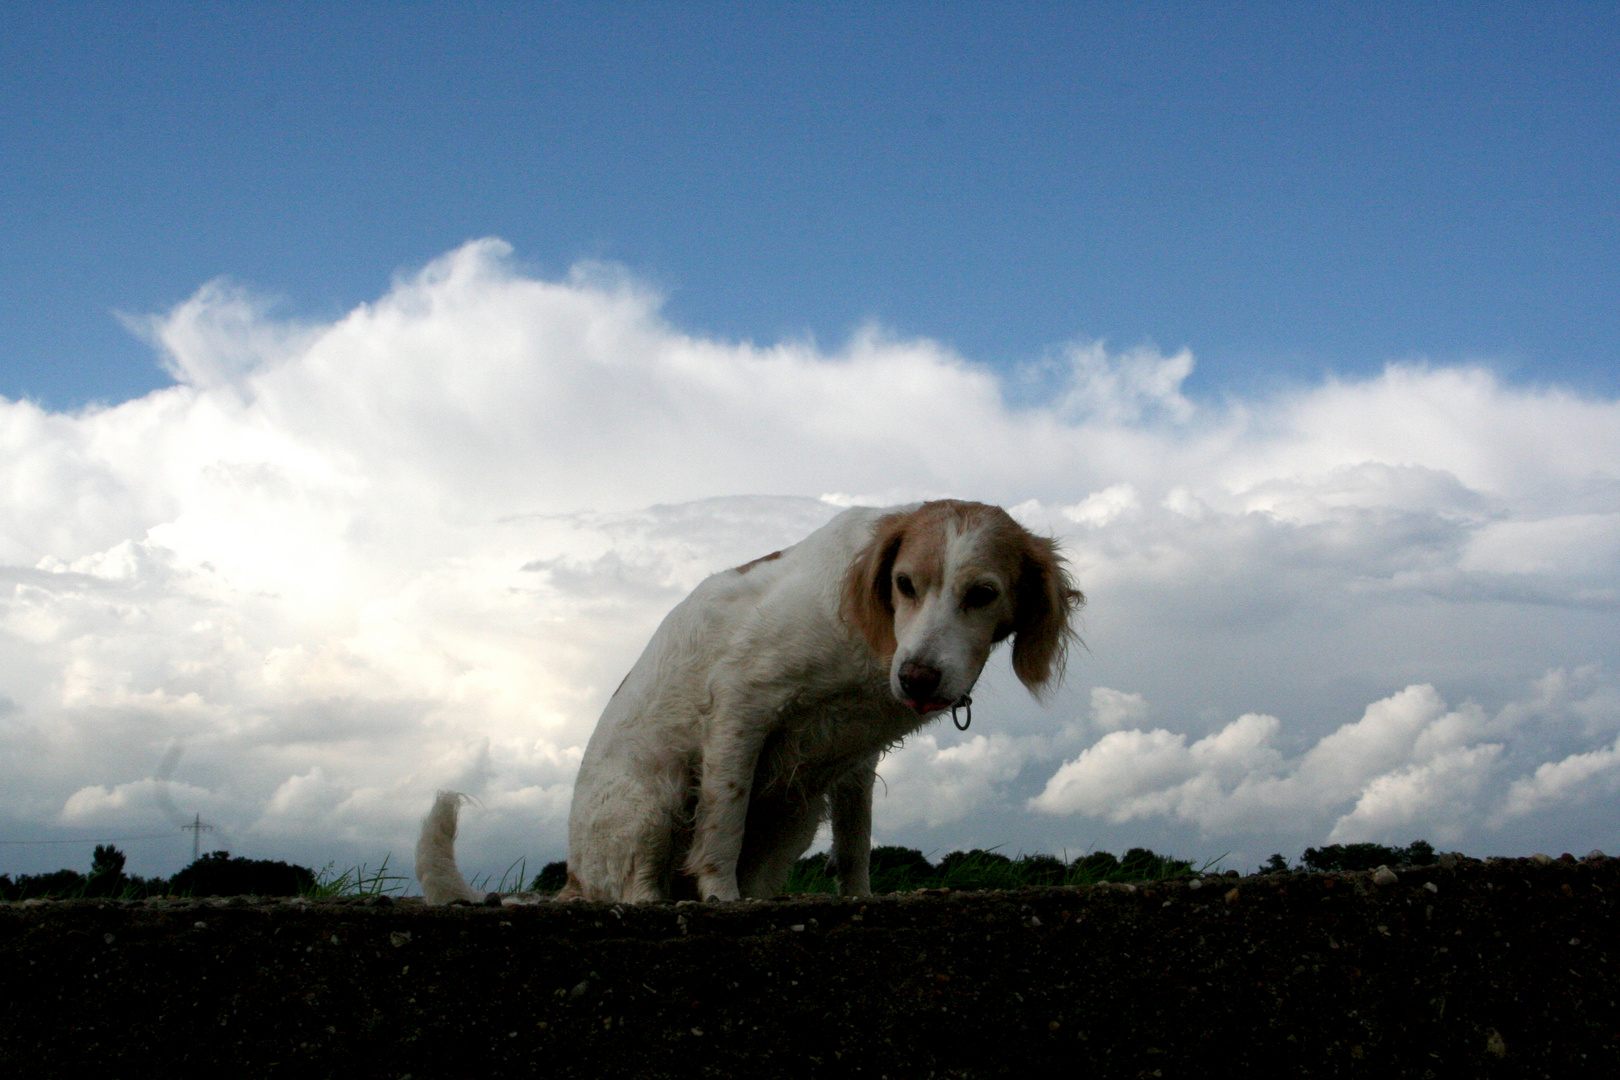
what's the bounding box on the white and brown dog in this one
[417,500,1082,904]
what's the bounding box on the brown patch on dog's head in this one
[840,507,917,662]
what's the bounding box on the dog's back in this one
[563,507,889,900]
[415,507,887,904]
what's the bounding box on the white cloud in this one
[1460,514,1620,583]
[1031,675,1620,847]
[1061,484,1142,528]
[1498,738,1620,822]
[1053,342,1196,424]
[1,238,1619,876]
[1330,744,1504,843]
[1088,687,1150,731]
[874,731,1039,830]
[60,778,219,825]
[1029,709,1286,825]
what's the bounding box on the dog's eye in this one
[894,573,916,599]
[963,583,999,609]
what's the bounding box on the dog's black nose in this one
[899,660,942,702]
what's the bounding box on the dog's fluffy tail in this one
[415,790,486,905]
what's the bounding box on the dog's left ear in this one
[840,509,910,661]
[1010,533,1084,696]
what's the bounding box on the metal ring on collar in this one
[951,695,973,731]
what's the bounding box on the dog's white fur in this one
[417,500,1082,904]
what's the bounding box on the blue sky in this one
[4,2,1617,409]
[4,4,1620,881]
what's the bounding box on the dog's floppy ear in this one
[1010,532,1084,695]
[840,509,911,661]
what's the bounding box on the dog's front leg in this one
[828,753,878,896]
[686,708,771,901]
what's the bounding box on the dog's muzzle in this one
[898,659,948,713]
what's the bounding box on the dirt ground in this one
[2,854,1616,1078]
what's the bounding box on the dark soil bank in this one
[2,856,1616,1078]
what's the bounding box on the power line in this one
[0,831,180,845]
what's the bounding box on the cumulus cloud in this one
[1031,673,1620,846]
[60,777,220,825]
[1498,737,1620,822]
[1050,342,1196,424]
[1088,687,1150,731]
[1,238,1618,876]
[873,730,1052,831]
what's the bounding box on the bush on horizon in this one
[0,846,320,901]
[780,845,1198,895]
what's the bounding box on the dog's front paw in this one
[697,875,741,902]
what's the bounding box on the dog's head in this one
[841,501,1083,714]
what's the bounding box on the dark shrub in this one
[0,846,169,901]
[1072,851,1121,881]
[1120,847,1159,878]
[1015,853,1068,886]
[774,843,1206,894]
[868,846,935,891]
[1300,841,1431,872]
[936,849,1018,889]
[169,851,316,897]
[529,860,569,893]
[1120,847,1155,876]
[91,844,126,877]
[869,846,933,877]
[85,844,129,898]
[1302,843,1384,871]
[1113,847,1193,881]
[0,868,87,901]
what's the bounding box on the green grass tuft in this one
[305,854,409,898]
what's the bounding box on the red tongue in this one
[908,698,948,715]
